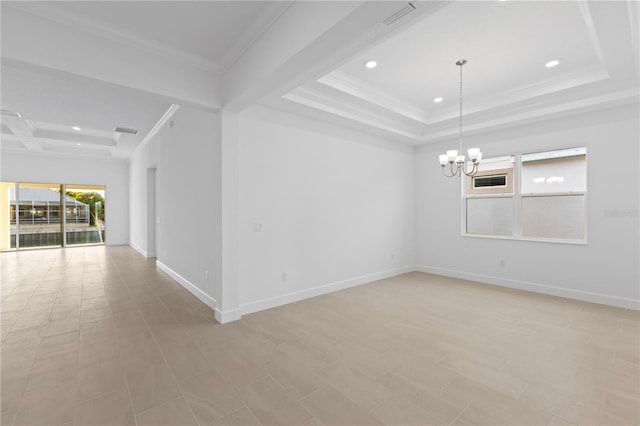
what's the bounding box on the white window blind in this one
[463,147,587,243]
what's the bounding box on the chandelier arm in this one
[463,162,479,177]
[442,164,456,177]
[453,162,462,177]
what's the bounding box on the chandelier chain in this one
[459,60,463,148]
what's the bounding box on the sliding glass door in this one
[65,185,106,246]
[0,181,106,251]
[19,182,64,249]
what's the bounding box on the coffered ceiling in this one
[1,0,288,160]
[1,1,638,160]
[1,62,172,159]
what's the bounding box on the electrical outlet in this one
[164,249,167,257]
[253,223,263,232]
[205,270,209,280]
[500,259,505,267]
[391,252,396,260]
[281,272,287,281]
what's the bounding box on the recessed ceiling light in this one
[433,97,444,103]
[72,126,81,131]
[364,60,377,69]
[76,143,81,146]
[545,59,560,68]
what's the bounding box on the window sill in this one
[463,233,587,245]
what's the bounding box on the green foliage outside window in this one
[66,191,105,225]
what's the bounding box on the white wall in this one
[237,106,415,314]
[0,151,129,245]
[129,106,221,309]
[415,104,640,309]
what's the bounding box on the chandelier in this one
[439,59,482,177]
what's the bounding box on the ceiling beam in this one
[222,1,449,112]
[32,130,116,147]
[1,115,34,138]
[1,4,221,111]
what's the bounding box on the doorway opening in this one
[147,168,157,258]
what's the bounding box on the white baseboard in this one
[215,308,242,324]
[240,265,415,316]
[149,258,638,323]
[415,265,640,310]
[129,242,147,258]
[154,260,242,324]
[156,261,218,312]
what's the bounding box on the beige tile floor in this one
[1,245,638,426]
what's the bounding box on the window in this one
[466,197,513,236]
[521,148,586,240]
[465,156,514,237]
[464,147,586,243]
[473,175,507,188]
[466,156,514,196]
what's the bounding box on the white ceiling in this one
[336,1,604,112]
[277,0,639,143]
[0,0,289,160]
[47,1,266,63]
[1,0,638,160]
[6,1,290,71]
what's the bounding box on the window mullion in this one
[514,153,522,238]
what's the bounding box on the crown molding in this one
[429,65,610,124]
[4,2,221,73]
[135,104,180,156]
[284,86,423,140]
[319,71,429,124]
[284,78,638,144]
[317,64,609,129]
[288,63,615,143]
[421,87,639,142]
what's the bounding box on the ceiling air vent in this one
[114,126,139,135]
[383,2,417,26]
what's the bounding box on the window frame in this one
[462,146,587,245]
